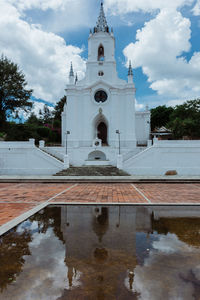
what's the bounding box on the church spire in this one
[128,60,133,76]
[75,73,78,84]
[69,62,74,84]
[94,1,109,33]
[128,60,134,84]
[69,62,74,77]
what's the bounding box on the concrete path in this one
[0,175,200,182]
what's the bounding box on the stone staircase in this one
[54,166,130,176]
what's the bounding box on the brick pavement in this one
[134,183,200,204]
[0,203,36,226]
[0,182,200,228]
[53,183,145,203]
[0,183,73,203]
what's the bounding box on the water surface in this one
[1,205,200,299]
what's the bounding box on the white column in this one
[29,139,35,146]
[117,154,123,170]
[39,140,45,148]
[64,155,70,169]
[147,140,152,147]
[153,137,158,145]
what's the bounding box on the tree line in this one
[0,55,66,144]
[151,100,200,139]
[0,55,200,143]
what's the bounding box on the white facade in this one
[62,3,150,166]
[1,3,200,176]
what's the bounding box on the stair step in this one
[54,166,130,176]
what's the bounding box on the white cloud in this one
[0,227,70,300]
[0,0,86,103]
[135,99,145,111]
[166,98,188,107]
[31,102,54,117]
[8,0,95,33]
[15,101,54,121]
[123,8,200,100]
[132,234,200,300]
[104,0,194,14]
[8,0,66,11]
[192,0,200,15]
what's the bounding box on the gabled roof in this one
[77,78,129,90]
[152,126,172,133]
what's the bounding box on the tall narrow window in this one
[98,45,104,61]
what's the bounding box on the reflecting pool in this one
[1,205,200,299]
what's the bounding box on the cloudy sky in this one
[0,0,200,112]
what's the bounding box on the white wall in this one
[123,140,200,176]
[135,111,150,145]
[0,141,63,175]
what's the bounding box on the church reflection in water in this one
[1,205,200,300]
[58,205,200,299]
[60,206,145,299]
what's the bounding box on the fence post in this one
[64,155,70,169]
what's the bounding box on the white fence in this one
[0,139,63,175]
[123,140,200,176]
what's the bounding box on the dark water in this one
[1,205,200,300]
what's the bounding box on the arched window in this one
[98,45,104,61]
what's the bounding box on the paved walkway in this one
[0,182,200,233]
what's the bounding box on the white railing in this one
[0,139,35,148]
[122,149,141,162]
[41,147,65,161]
[153,139,200,147]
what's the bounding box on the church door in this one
[97,122,108,145]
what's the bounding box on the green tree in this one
[43,104,53,124]
[0,228,32,292]
[168,99,200,139]
[0,55,33,128]
[53,95,66,122]
[151,105,174,130]
[26,112,41,126]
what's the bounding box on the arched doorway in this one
[97,122,108,145]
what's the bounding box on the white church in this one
[1,2,200,176]
[61,2,150,167]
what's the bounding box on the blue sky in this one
[0,0,200,116]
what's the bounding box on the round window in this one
[98,71,104,76]
[94,90,108,103]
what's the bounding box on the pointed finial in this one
[75,73,78,84]
[69,62,74,77]
[95,0,109,33]
[128,60,133,76]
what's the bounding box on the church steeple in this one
[128,60,134,83]
[69,62,74,77]
[69,62,74,84]
[128,61,133,76]
[94,1,109,33]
